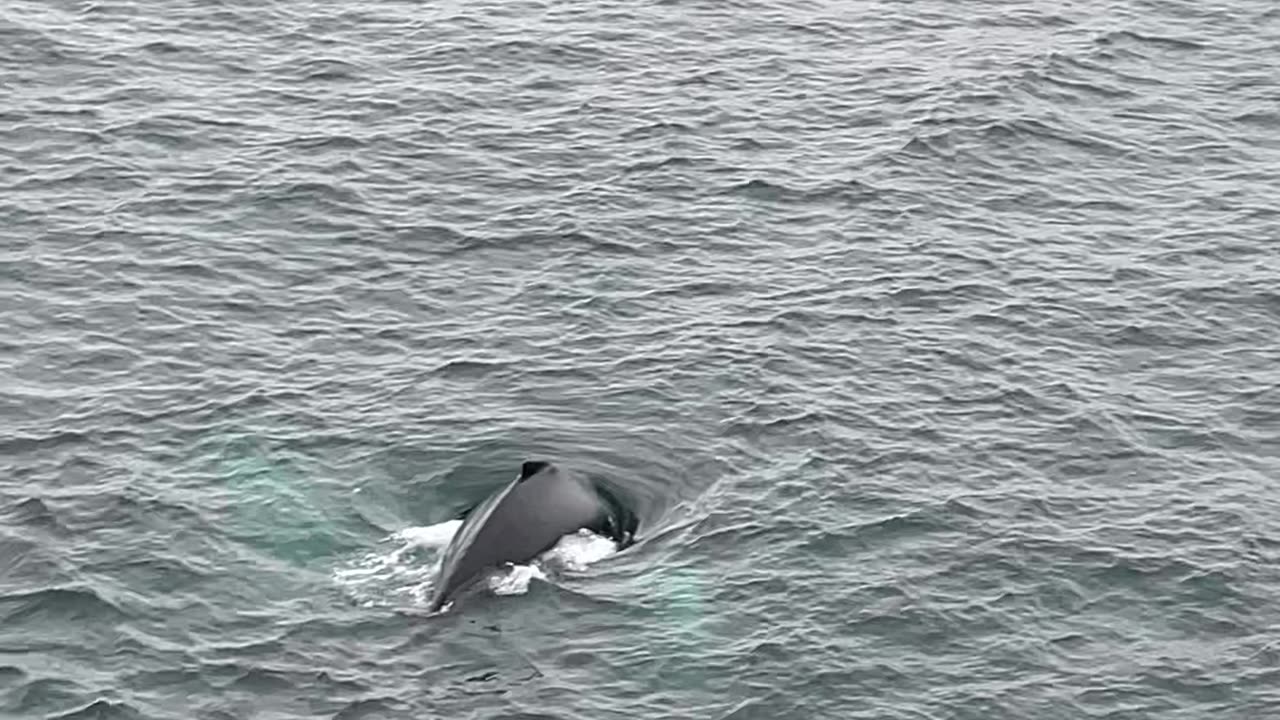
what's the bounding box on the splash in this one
[332,521,619,609]
[330,521,459,607]
[392,520,464,556]
[544,528,624,571]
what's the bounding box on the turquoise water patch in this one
[214,438,358,565]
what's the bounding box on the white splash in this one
[392,520,463,556]
[331,520,619,609]
[487,563,547,597]
[543,528,624,571]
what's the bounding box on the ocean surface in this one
[2,0,1279,718]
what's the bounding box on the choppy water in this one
[3,0,1280,718]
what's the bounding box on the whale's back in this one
[428,461,604,611]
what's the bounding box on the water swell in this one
[3,0,1279,716]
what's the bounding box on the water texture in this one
[2,0,1279,717]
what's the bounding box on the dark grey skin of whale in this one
[428,460,619,613]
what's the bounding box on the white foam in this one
[487,563,548,596]
[331,521,620,609]
[543,528,623,572]
[390,520,462,558]
[330,519,461,606]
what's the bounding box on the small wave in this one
[0,586,127,628]
[47,698,141,720]
[719,177,878,206]
[1,497,67,533]
[1095,29,1206,52]
[621,120,695,140]
[294,58,365,83]
[138,40,186,55]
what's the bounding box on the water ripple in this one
[3,0,1280,717]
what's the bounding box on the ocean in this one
[2,0,1278,718]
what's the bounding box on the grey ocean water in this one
[3,0,1279,717]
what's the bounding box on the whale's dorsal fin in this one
[519,460,550,482]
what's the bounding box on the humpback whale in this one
[428,460,633,613]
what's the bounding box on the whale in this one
[428,460,634,613]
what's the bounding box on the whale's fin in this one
[519,460,550,482]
